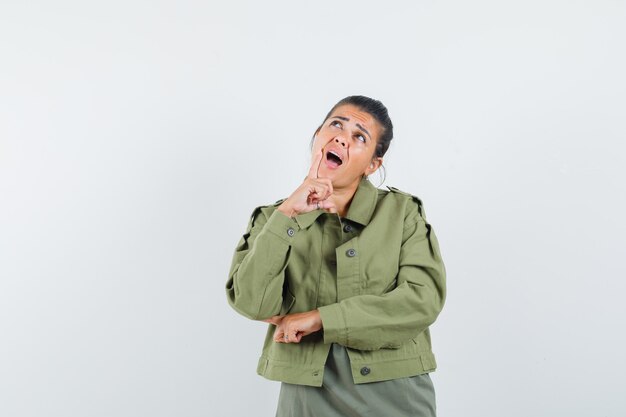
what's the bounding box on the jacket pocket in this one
[280,287,296,315]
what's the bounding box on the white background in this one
[1,1,625,416]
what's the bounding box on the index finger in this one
[308,149,324,179]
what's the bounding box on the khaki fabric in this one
[226,176,446,386]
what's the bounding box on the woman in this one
[225,95,446,416]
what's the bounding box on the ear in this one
[366,157,383,176]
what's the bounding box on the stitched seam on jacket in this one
[341,304,349,346]
[347,352,424,364]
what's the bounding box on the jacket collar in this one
[294,176,378,229]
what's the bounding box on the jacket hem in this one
[255,351,437,387]
[256,355,325,387]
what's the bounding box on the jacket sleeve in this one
[317,200,446,351]
[225,205,300,321]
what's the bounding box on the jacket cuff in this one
[317,304,347,345]
[261,209,300,245]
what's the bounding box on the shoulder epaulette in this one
[386,185,426,220]
[247,204,266,228]
[245,198,286,230]
[273,198,287,206]
[248,199,285,222]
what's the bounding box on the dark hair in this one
[309,95,393,184]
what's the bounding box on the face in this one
[311,104,383,187]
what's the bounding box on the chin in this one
[329,175,352,188]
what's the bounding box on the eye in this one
[329,120,366,143]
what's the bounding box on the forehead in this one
[327,104,380,141]
[329,104,375,126]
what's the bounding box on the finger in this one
[274,328,284,343]
[317,199,337,212]
[310,181,331,201]
[281,328,295,343]
[307,190,320,203]
[308,188,326,204]
[318,178,333,198]
[307,149,324,180]
[273,323,286,342]
[309,179,332,201]
[308,199,318,211]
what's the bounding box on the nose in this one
[334,137,346,147]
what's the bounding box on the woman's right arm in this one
[226,149,335,320]
[225,206,300,321]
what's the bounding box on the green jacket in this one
[225,176,446,387]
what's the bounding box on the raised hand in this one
[276,149,337,217]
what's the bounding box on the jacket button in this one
[360,366,370,376]
[343,224,353,233]
[346,248,356,257]
[287,227,295,237]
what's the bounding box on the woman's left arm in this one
[317,206,447,351]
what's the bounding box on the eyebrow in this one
[329,116,371,140]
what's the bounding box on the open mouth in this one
[326,150,343,166]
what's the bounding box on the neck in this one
[331,176,363,218]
